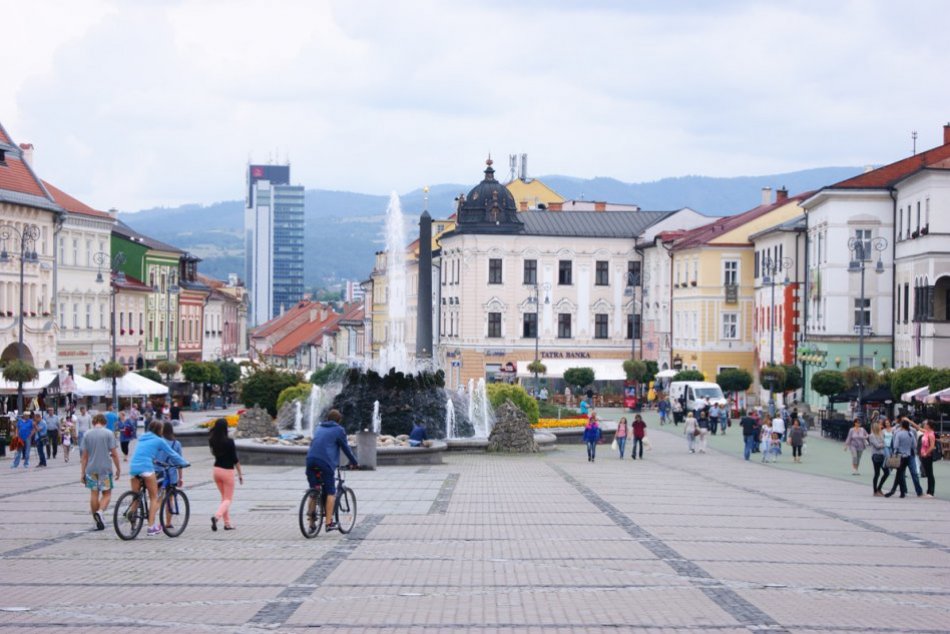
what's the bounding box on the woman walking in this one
[885,419,916,498]
[583,415,602,462]
[787,419,806,463]
[119,411,136,462]
[843,418,869,475]
[209,418,243,530]
[615,417,628,459]
[684,412,698,454]
[918,420,938,498]
[868,421,890,496]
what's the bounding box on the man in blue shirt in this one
[104,406,118,434]
[305,410,358,532]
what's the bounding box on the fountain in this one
[445,398,456,439]
[293,401,303,434]
[468,378,494,438]
[378,191,410,374]
[372,400,381,434]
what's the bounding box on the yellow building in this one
[667,188,809,381]
[505,177,564,211]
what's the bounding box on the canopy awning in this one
[925,387,950,404]
[94,372,168,397]
[655,369,678,379]
[901,385,930,402]
[0,370,59,396]
[829,385,894,403]
[73,375,110,397]
[516,358,626,381]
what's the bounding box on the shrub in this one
[136,368,164,384]
[673,369,704,382]
[156,359,180,382]
[310,362,348,386]
[563,367,596,391]
[526,360,547,375]
[811,370,847,397]
[781,364,803,393]
[277,383,314,413]
[843,365,879,390]
[623,359,647,383]
[888,365,935,398]
[99,361,127,379]
[760,364,787,391]
[486,383,539,424]
[240,368,302,417]
[717,368,752,394]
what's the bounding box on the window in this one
[898,207,903,239]
[854,297,870,328]
[59,302,65,329]
[522,312,537,338]
[627,313,641,339]
[59,237,64,264]
[488,258,502,284]
[627,260,641,286]
[723,260,738,286]
[595,261,609,286]
[754,251,760,278]
[854,229,871,260]
[487,312,502,338]
[85,240,92,266]
[72,303,79,329]
[120,312,125,331]
[557,313,572,338]
[558,260,572,285]
[722,313,738,340]
[523,259,537,285]
[72,239,78,265]
[594,313,608,338]
[917,201,921,233]
[904,282,910,323]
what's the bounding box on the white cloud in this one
[4,0,949,212]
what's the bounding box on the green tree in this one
[760,364,787,392]
[643,360,659,384]
[156,359,180,383]
[485,383,540,424]
[781,364,803,393]
[309,362,347,386]
[181,361,211,384]
[215,360,242,403]
[623,359,647,383]
[717,368,753,394]
[929,368,950,392]
[277,383,314,413]
[888,365,935,399]
[811,370,847,398]
[672,369,704,382]
[135,368,164,384]
[240,368,302,417]
[843,365,879,391]
[526,359,547,375]
[563,367,596,392]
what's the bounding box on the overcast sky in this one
[3,0,948,212]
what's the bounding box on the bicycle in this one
[299,465,358,538]
[113,463,191,540]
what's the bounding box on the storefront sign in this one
[541,351,591,359]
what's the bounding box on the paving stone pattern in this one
[0,420,948,633]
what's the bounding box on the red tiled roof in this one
[830,138,950,190]
[42,180,113,219]
[671,191,813,251]
[0,122,12,145]
[252,300,319,339]
[270,310,342,357]
[0,151,52,200]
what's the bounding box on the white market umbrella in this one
[655,369,678,379]
[900,385,929,403]
[73,375,109,397]
[95,372,169,397]
[926,387,950,404]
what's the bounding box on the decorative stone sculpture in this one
[488,400,538,453]
[235,405,279,439]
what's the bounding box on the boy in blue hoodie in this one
[127,421,189,536]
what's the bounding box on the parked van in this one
[668,381,725,412]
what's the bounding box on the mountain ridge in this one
[119,166,862,286]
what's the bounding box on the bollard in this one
[356,430,378,470]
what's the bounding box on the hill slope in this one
[119,166,861,285]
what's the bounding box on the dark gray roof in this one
[113,219,184,254]
[519,210,674,238]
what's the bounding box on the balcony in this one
[853,325,873,336]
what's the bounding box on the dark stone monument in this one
[487,400,539,453]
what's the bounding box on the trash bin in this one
[356,430,378,470]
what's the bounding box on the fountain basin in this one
[234,438,447,467]
[176,427,211,448]
[445,432,557,452]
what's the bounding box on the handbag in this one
[885,453,901,469]
[610,438,618,451]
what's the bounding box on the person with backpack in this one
[583,415,602,462]
[118,410,137,462]
[915,419,940,498]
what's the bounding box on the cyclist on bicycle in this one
[128,421,189,537]
[305,409,358,532]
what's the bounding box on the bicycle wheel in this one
[113,491,145,540]
[335,486,357,534]
[161,488,190,538]
[299,488,324,539]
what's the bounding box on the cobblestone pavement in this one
[1,424,948,633]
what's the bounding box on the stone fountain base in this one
[234,438,447,467]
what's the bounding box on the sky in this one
[2,0,948,213]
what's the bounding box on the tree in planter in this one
[888,365,934,400]
[672,369,704,382]
[3,359,38,412]
[623,359,647,383]
[781,364,802,394]
[182,361,214,406]
[843,366,879,391]
[643,360,658,385]
[716,368,752,414]
[156,359,181,384]
[811,369,847,410]
[759,364,787,395]
[526,359,547,376]
[563,367,596,398]
[99,361,127,406]
[240,368,303,417]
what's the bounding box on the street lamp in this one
[847,235,887,423]
[94,251,127,407]
[529,281,550,396]
[0,223,40,414]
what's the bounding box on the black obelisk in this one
[416,211,433,360]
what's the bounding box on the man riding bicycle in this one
[305,409,358,532]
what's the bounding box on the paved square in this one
[1,420,948,633]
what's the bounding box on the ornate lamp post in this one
[530,281,550,395]
[94,251,127,407]
[847,235,887,423]
[0,223,41,414]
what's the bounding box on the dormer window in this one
[0,149,6,165]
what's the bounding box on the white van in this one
[668,381,725,412]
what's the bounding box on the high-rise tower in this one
[244,163,305,326]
